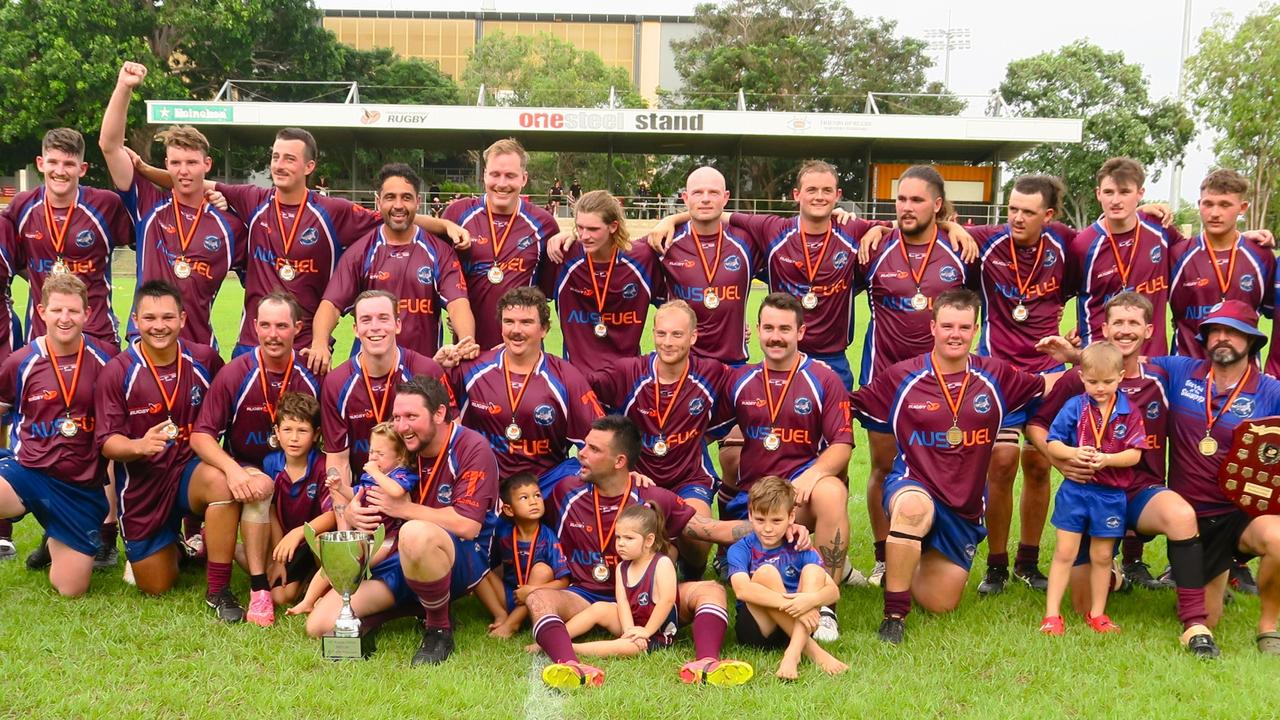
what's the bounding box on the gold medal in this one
[278,262,297,281]
[1012,303,1029,322]
[593,322,608,338]
[268,434,279,448]
[50,258,70,276]
[801,292,819,310]
[703,289,720,310]
[47,339,85,440]
[1199,436,1219,456]
[946,425,964,447]
[173,258,192,279]
[653,438,669,457]
[59,416,78,438]
[163,420,179,440]
[911,292,929,311]
[592,563,610,583]
[505,422,522,441]
[763,432,781,451]
[487,265,505,284]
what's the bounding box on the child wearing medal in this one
[1041,342,1148,635]
[482,473,570,638]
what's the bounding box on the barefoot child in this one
[1042,342,1147,635]
[726,476,846,679]
[291,422,418,613]
[482,473,570,637]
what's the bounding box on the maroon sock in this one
[1015,543,1039,569]
[1176,587,1209,629]
[987,552,1009,570]
[0,518,12,539]
[207,561,232,594]
[1121,536,1145,565]
[99,522,118,548]
[884,589,911,618]
[533,614,578,664]
[874,541,886,563]
[405,576,452,630]
[691,604,728,660]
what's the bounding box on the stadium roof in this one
[144,100,1081,163]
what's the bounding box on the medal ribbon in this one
[272,191,306,260]
[416,423,454,505]
[898,229,938,294]
[592,477,634,561]
[930,352,971,427]
[693,225,724,286]
[486,195,520,264]
[586,251,618,317]
[359,349,399,424]
[801,224,834,286]
[1010,232,1047,302]
[42,189,79,259]
[503,351,540,425]
[1104,221,1141,289]
[47,338,85,416]
[1085,397,1117,448]
[171,195,206,258]
[762,355,802,431]
[139,341,184,418]
[1204,365,1252,437]
[651,357,689,436]
[513,524,541,586]
[1204,235,1240,299]
[255,348,294,424]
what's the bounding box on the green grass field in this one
[0,262,1274,720]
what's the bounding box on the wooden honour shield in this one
[1218,418,1280,516]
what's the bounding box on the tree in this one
[1187,4,1280,228]
[998,40,1194,229]
[461,32,651,194]
[659,0,960,201]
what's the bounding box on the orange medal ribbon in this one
[693,225,724,286]
[762,355,801,432]
[359,349,399,425]
[1204,235,1240,299]
[255,348,294,423]
[1085,397,1117,448]
[592,477,634,562]
[171,196,206,259]
[139,342,184,418]
[416,423,454,505]
[42,190,79,259]
[47,338,85,415]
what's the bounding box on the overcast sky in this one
[317,0,1267,203]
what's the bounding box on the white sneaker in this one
[122,561,136,586]
[840,563,869,587]
[0,537,15,560]
[868,561,886,587]
[812,608,839,643]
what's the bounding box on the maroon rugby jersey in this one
[216,184,381,349]
[729,354,853,490]
[412,422,499,526]
[589,354,735,491]
[0,336,112,488]
[193,349,319,466]
[1069,214,1181,355]
[549,478,693,595]
[321,226,468,357]
[448,348,603,479]
[551,242,662,370]
[321,347,448,474]
[1168,235,1274,358]
[264,449,332,531]
[3,186,133,348]
[851,353,1042,521]
[1030,364,1170,498]
[445,196,560,350]
[971,223,1074,372]
[731,213,872,356]
[1044,392,1149,491]
[95,340,223,541]
[122,169,247,347]
[657,223,759,364]
[0,219,22,365]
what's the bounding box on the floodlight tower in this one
[924,12,972,91]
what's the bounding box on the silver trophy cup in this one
[305,524,385,660]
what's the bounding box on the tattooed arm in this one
[682,515,812,549]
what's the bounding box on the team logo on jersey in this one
[417,265,435,285]
[622,282,638,300]
[534,404,555,426]
[784,564,798,579]
[1113,423,1127,438]
[300,227,319,246]
[75,229,94,248]
[1232,397,1255,417]
[688,397,706,416]
[1105,515,1122,530]
[724,255,742,272]
[793,397,812,415]
[1242,274,1256,292]
[973,393,992,414]
[1149,246,1162,263]
[636,592,651,606]
[203,235,221,252]
[306,483,319,500]
[508,235,530,252]
[939,265,959,283]
[436,483,452,504]
[832,250,849,270]
[1043,249,1057,267]
[1145,401,1160,420]
[190,386,203,406]
[964,543,977,560]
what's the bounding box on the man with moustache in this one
[853,289,1047,644]
[307,375,499,666]
[311,164,476,362]
[190,291,320,625]
[95,282,237,601]
[1031,292,1219,657]
[588,300,736,579]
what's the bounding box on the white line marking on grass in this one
[523,655,564,720]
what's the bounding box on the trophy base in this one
[321,631,376,660]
